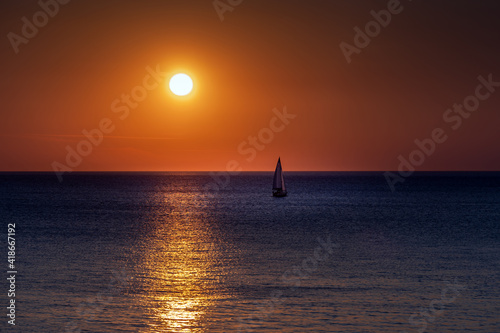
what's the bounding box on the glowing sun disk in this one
[169,73,193,96]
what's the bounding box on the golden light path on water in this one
[136,186,229,332]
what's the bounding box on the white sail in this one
[273,158,284,190]
[272,157,287,197]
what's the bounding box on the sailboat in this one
[272,157,287,197]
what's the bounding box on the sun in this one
[169,73,193,96]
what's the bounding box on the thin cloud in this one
[0,134,180,141]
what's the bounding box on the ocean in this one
[1,172,499,332]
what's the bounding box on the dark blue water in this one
[1,172,499,332]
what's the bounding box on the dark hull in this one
[272,189,287,197]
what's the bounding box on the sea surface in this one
[1,172,499,332]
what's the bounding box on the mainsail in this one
[272,157,287,196]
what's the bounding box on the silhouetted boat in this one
[272,157,287,197]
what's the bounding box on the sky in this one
[1,0,499,172]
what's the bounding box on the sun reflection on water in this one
[137,188,224,332]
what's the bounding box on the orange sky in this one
[1,0,499,172]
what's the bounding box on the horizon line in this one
[1,170,499,173]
